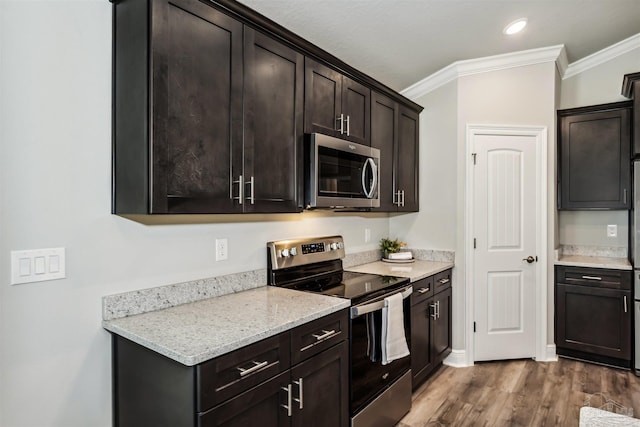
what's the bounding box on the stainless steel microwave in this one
[306,133,380,209]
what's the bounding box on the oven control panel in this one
[267,236,345,269]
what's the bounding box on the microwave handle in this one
[361,158,378,199]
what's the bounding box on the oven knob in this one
[337,242,343,249]
[281,248,290,257]
[290,247,297,256]
[330,243,338,250]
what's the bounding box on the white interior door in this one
[472,131,538,361]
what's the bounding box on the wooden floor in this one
[399,358,640,426]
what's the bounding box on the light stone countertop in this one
[103,286,349,366]
[555,255,632,270]
[346,259,454,282]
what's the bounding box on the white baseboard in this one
[542,344,558,362]
[443,349,471,367]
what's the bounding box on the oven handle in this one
[350,285,412,319]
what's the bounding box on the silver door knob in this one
[522,256,536,263]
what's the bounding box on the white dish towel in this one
[381,292,410,365]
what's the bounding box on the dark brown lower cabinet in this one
[112,309,349,427]
[410,269,452,389]
[200,341,348,427]
[555,266,631,368]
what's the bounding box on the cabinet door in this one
[556,283,631,360]
[304,58,342,139]
[152,0,243,213]
[198,371,291,427]
[432,287,452,363]
[396,106,420,212]
[558,105,631,210]
[290,341,349,427]
[410,297,434,388]
[371,91,397,211]
[243,28,304,213]
[342,77,370,146]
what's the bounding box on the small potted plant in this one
[379,237,406,258]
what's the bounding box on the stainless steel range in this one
[267,236,412,427]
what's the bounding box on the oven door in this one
[306,133,380,208]
[350,285,412,415]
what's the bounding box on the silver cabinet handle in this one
[581,275,602,281]
[281,384,292,417]
[430,302,437,319]
[417,287,430,294]
[293,378,303,409]
[346,115,350,136]
[401,190,405,207]
[336,114,344,134]
[438,278,450,285]
[624,295,628,313]
[437,300,441,319]
[312,329,337,341]
[237,360,268,377]
[361,158,377,199]
[232,175,244,205]
[245,176,255,205]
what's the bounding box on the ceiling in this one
[238,0,640,92]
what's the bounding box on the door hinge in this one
[473,238,476,249]
[473,321,476,333]
[472,153,477,165]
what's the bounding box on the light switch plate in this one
[11,248,66,285]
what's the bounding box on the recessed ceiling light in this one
[503,18,527,35]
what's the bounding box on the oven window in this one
[350,297,411,415]
[317,146,374,199]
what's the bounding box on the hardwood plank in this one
[401,358,640,427]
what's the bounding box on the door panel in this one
[473,133,537,361]
[304,58,341,138]
[243,28,303,213]
[153,0,243,213]
[370,92,397,211]
[396,107,419,211]
[342,77,370,146]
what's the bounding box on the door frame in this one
[464,124,549,365]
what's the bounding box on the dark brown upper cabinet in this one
[371,92,420,212]
[621,72,640,157]
[242,28,304,213]
[112,0,303,214]
[304,58,370,146]
[558,101,632,210]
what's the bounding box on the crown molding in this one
[401,45,565,100]
[563,33,640,80]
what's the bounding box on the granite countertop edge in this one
[554,255,632,271]
[345,259,455,282]
[103,287,350,366]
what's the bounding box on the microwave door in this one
[361,158,378,199]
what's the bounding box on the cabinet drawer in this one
[197,333,290,411]
[434,269,452,294]
[291,309,348,365]
[555,266,631,290]
[411,276,434,305]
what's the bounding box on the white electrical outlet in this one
[11,247,66,285]
[607,224,618,238]
[364,228,371,243]
[216,239,228,261]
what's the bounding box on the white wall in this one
[557,46,640,251]
[0,2,389,426]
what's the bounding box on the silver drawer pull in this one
[581,275,602,281]
[417,287,430,294]
[430,302,437,319]
[624,295,628,313]
[237,360,269,377]
[438,278,450,285]
[312,329,336,341]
